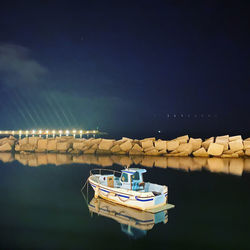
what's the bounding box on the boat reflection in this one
[88,197,168,239]
[0,152,249,176]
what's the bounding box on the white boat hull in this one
[89,177,168,211]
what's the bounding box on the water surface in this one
[0,154,249,249]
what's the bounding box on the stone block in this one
[28,137,39,146]
[141,140,153,149]
[129,148,144,155]
[167,140,179,151]
[193,147,209,157]
[158,149,167,155]
[47,140,57,151]
[98,139,114,150]
[141,137,156,142]
[129,144,144,155]
[20,144,36,152]
[216,135,229,140]
[175,135,189,143]
[176,152,189,157]
[57,142,71,152]
[113,139,126,145]
[189,138,202,151]
[176,143,193,155]
[84,146,97,154]
[122,137,133,141]
[110,145,121,153]
[235,150,244,157]
[0,143,12,152]
[96,149,112,155]
[15,144,21,152]
[37,139,47,151]
[73,142,85,150]
[202,137,214,150]
[243,140,250,150]
[215,137,229,151]
[154,140,167,151]
[207,143,224,156]
[229,140,243,152]
[221,153,238,158]
[229,135,242,142]
[132,144,143,152]
[120,140,132,152]
[245,149,250,156]
[144,148,159,156]
[144,146,156,152]
[19,137,29,145]
[114,151,127,155]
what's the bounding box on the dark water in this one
[0,159,250,250]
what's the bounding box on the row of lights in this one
[0,130,97,135]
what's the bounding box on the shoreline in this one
[0,135,249,158]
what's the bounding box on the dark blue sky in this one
[0,0,249,138]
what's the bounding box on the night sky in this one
[0,0,249,138]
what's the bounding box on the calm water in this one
[0,154,250,250]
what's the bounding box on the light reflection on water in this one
[0,152,249,176]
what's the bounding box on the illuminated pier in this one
[0,129,103,138]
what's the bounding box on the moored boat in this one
[88,168,172,212]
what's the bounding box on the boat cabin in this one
[120,168,147,191]
[97,168,147,191]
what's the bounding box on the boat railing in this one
[90,168,122,177]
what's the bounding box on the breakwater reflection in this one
[0,152,249,176]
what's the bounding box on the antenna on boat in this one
[124,164,130,170]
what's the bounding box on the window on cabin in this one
[121,173,128,182]
[131,171,140,181]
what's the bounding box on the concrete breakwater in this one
[0,134,249,158]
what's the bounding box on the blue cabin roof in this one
[121,168,147,175]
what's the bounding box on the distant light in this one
[86,131,89,134]
[46,130,49,134]
[66,130,69,133]
[158,130,161,133]
[80,130,83,134]
[39,130,42,134]
[52,130,55,134]
[25,130,29,134]
[93,130,96,133]
[5,131,8,134]
[32,130,35,134]
[19,130,22,135]
[73,130,76,134]
[59,130,62,134]
[12,131,15,135]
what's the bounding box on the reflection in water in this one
[87,197,168,239]
[0,152,249,176]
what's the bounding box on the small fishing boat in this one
[88,168,173,212]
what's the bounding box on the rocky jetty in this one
[0,135,249,158]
